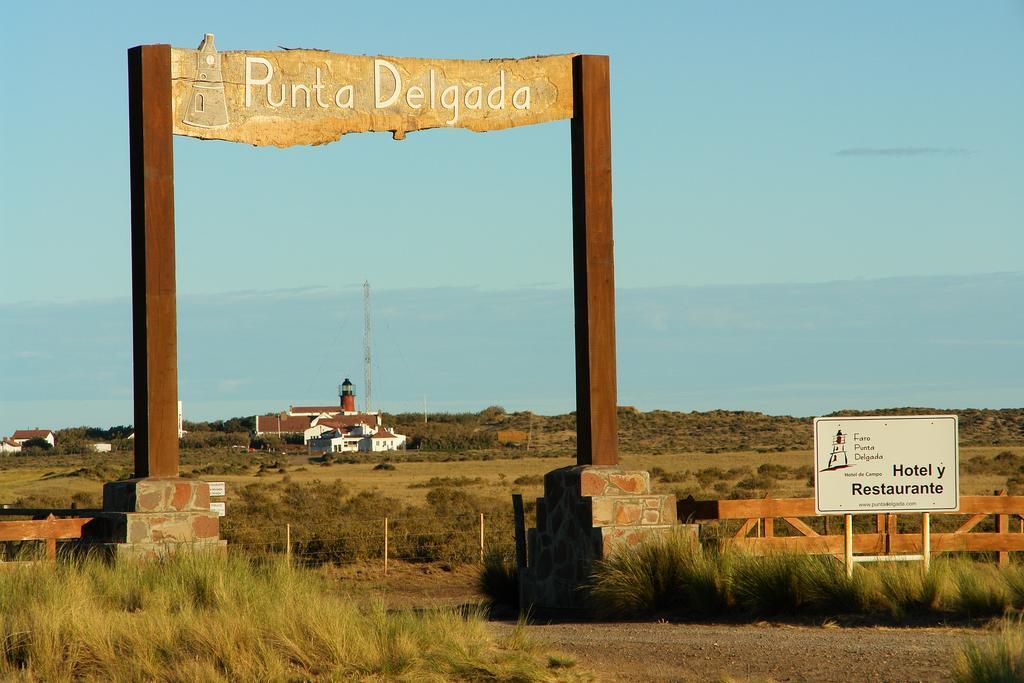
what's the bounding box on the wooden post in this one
[45,537,57,562]
[922,512,931,571]
[479,512,485,563]
[383,517,389,576]
[512,494,527,569]
[128,44,179,479]
[571,54,618,467]
[844,514,853,578]
[285,523,291,566]
[886,513,897,555]
[996,489,1009,567]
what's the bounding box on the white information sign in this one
[813,415,958,514]
[209,502,226,517]
[208,481,226,497]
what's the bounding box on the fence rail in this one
[0,514,95,561]
[678,491,1024,564]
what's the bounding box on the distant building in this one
[10,429,55,447]
[0,438,21,454]
[256,379,405,452]
[253,413,313,437]
[307,425,406,454]
[302,414,382,443]
[92,443,113,453]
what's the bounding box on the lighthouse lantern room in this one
[339,378,356,414]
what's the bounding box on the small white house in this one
[307,425,407,454]
[92,443,113,453]
[307,429,365,454]
[370,428,406,452]
[303,417,377,445]
[0,438,21,454]
[10,430,55,447]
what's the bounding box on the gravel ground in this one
[491,620,992,682]
[337,561,994,682]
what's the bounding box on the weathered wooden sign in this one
[171,34,574,146]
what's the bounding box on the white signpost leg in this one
[922,512,931,572]
[844,514,854,577]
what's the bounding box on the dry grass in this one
[953,617,1024,683]
[1,446,1014,511]
[0,552,577,682]
[583,534,1024,623]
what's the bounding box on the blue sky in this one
[1,2,1022,432]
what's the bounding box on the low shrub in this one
[478,551,519,610]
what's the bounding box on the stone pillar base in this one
[521,465,687,609]
[96,478,223,558]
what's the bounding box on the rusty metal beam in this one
[128,44,179,478]
[571,54,618,467]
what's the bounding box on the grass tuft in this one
[586,531,730,618]
[950,560,1011,619]
[477,551,520,610]
[952,618,1024,683]
[875,561,948,619]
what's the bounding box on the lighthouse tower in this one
[183,33,229,129]
[339,378,356,414]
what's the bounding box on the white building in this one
[0,438,21,454]
[10,430,55,447]
[308,426,407,454]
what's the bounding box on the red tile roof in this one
[313,414,381,429]
[372,429,400,439]
[254,414,311,434]
[11,429,53,440]
[289,405,344,415]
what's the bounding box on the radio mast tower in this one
[363,280,372,413]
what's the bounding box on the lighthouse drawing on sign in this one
[825,429,849,470]
[183,33,229,129]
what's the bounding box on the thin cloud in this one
[835,147,975,158]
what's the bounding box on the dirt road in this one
[491,620,990,682]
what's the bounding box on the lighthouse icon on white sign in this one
[824,429,850,471]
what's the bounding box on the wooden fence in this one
[678,491,1024,565]
[0,514,95,561]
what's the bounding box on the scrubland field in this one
[3,407,1024,681]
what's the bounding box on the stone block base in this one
[103,478,211,513]
[521,465,679,610]
[97,478,223,558]
[104,539,227,560]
